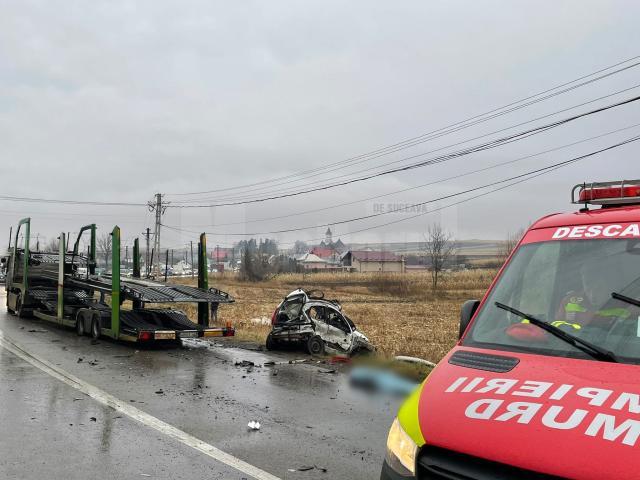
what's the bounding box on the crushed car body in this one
[266,289,374,355]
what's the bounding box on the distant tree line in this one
[235,238,300,281]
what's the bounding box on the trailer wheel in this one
[90,316,101,340]
[306,335,325,356]
[7,297,16,316]
[15,295,28,318]
[75,313,86,336]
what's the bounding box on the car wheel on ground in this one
[307,335,325,355]
[265,332,277,351]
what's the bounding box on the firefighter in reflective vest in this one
[553,257,631,331]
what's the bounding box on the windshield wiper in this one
[612,292,640,308]
[495,302,618,363]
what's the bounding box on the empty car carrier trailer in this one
[4,218,234,343]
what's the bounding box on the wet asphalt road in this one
[0,296,400,479]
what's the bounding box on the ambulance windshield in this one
[465,237,640,364]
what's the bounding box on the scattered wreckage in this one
[266,289,374,355]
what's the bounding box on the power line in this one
[162,133,640,237]
[174,77,640,204]
[165,122,640,228]
[0,195,145,207]
[167,54,640,198]
[169,83,640,204]
[162,156,612,251]
[167,94,640,208]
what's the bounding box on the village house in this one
[341,250,405,273]
[295,252,332,271]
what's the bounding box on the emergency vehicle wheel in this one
[90,316,101,340]
[307,336,325,355]
[75,313,85,336]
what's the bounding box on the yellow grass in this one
[171,270,497,362]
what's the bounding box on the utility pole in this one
[148,193,168,277]
[143,227,152,276]
[190,241,194,278]
[125,245,129,268]
[164,250,169,282]
[36,233,40,252]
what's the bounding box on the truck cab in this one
[382,181,640,480]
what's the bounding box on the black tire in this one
[75,313,86,336]
[7,297,16,316]
[265,332,277,351]
[15,295,27,318]
[306,335,325,355]
[90,315,101,340]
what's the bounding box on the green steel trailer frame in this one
[4,218,234,343]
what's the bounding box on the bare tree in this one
[293,240,309,255]
[498,227,526,264]
[97,233,112,270]
[424,223,455,290]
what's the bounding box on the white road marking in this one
[0,329,282,480]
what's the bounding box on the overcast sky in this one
[1,0,639,251]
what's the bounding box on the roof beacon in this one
[572,180,640,207]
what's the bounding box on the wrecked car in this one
[265,289,374,355]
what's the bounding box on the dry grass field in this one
[173,269,497,362]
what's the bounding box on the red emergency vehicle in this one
[382,180,640,480]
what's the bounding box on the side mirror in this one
[459,300,480,339]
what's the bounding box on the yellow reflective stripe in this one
[551,320,581,330]
[397,378,427,447]
[596,308,631,319]
[565,302,587,313]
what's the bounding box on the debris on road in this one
[234,360,255,368]
[330,355,350,364]
[154,389,164,395]
[90,417,97,422]
[265,289,374,356]
[394,355,436,368]
[247,421,261,430]
[288,465,327,473]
